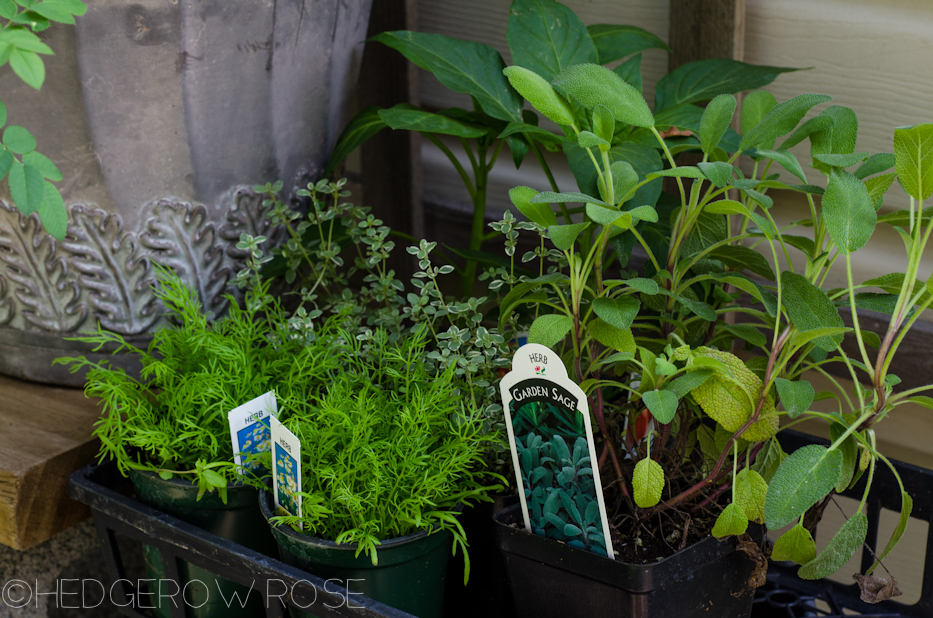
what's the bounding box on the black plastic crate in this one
[750,431,932,618]
[67,462,417,618]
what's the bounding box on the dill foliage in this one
[57,266,330,499]
[271,327,503,575]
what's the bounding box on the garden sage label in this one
[271,416,302,526]
[227,391,278,475]
[500,343,614,559]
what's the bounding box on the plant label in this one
[227,391,278,475]
[271,416,302,526]
[500,343,615,559]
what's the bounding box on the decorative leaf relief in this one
[218,186,285,263]
[0,200,85,332]
[140,199,230,319]
[0,274,12,326]
[61,205,158,335]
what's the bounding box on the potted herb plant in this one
[480,32,919,618]
[260,325,503,618]
[55,254,324,618]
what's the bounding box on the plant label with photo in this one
[500,343,614,559]
[271,417,302,527]
[227,391,278,474]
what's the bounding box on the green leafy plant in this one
[270,326,503,580]
[55,260,328,500]
[324,0,795,296]
[473,0,921,597]
[0,0,87,239]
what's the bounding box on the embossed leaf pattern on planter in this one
[0,201,86,332]
[62,205,159,335]
[0,274,12,326]
[141,200,230,319]
[219,188,284,264]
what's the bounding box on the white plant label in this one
[500,343,614,559]
[227,391,278,474]
[270,416,302,527]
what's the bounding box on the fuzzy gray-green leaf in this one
[740,94,833,152]
[822,169,876,254]
[797,511,868,580]
[781,272,846,351]
[772,523,817,565]
[552,63,653,128]
[642,389,678,424]
[700,94,737,154]
[548,222,590,251]
[508,0,598,80]
[764,444,843,530]
[510,186,558,227]
[529,314,573,348]
[774,378,814,419]
[503,65,575,125]
[894,123,933,201]
[593,296,639,330]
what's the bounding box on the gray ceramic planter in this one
[0,0,373,384]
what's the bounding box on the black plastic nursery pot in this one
[260,490,452,618]
[129,469,277,618]
[494,503,758,618]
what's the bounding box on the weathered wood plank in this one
[358,0,422,280]
[0,375,100,550]
[669,0,745,68]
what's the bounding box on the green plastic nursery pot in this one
[129,470,277,618]
[259,490,452,618]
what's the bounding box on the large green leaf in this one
[533,190,606,206]
[774,378,814,419]
[529,314,573,348]
[372,31,522,122]
[699,94,736,155]
[552,63,654,128]
[503,66,575,125]
[642,389,678,424]
[508,0,598,80]
[772,524,817,565]
[654,59,797,112]
[548,222,590,250]
[854,152,896,180]
[739,94,833,152]
[741,90,778,147]
[3,125,35,154]
[828,422,858,493]
[586,24,669,65]
[379,105,487,138]
[778,114,833,151]
[810,105,858,173]
[38,181,66,240]
[22,151,61,181]
[712,502,749,538]
[7,159,44,214]
[822,168,876,254]
[587,319,635,353]
[797,511,868,580]
[8,48,44,89]
[613,53,642,93]
[753,149,807,183]
[781,271,846,351]
[325,107,387,176]
[664,368,713,398]
[893,123,933,201]
[708,245,775,279]
[510,186,557,227]
[764,444,843,530]
[592,296,639,330]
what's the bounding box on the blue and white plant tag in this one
[270,416,302,527]
[227,391,277,475]
[500,343,615,559]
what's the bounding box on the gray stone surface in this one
[0,520,143,617]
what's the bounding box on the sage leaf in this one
[613,53,642,93]
[592,296,639,330]
[781,272,846,351]
[507,0,597,80]
[772,523,817,565]
[712,502,748,539]
[735,468,768,523]
[764,444,843,530]
[797,511,868,580]
[372,31,522,122]
[829,422,858,493]
[774,378,814,419]
[893,123,933,201]
[578,130,610,151]
[697,161,734,188]
[866,491,912,576]
[586,319,635,353]
[503,65,575,125]
[753,149,808,183]
[822,168,876,254]
[708,245,775,279]
[586,24,669,65]
[740,93,833,152]
[664,369,713,398]
[610,160,638,202]
[552,63,654,128]
[533,190,607,206]
[865,172,897,211]
[586,202,624,226]
[642,389,678,424]
[510,186,557,227]
[854,152,896,180]
[699,94,737,155]
[592,105,614,143]
[813,152,870,169]
[529,314,573,348]
[548,222,590,250]
[632,458,664,508]
[751,438,787,483]
[741,90,778,147]
[719,323,767,348]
